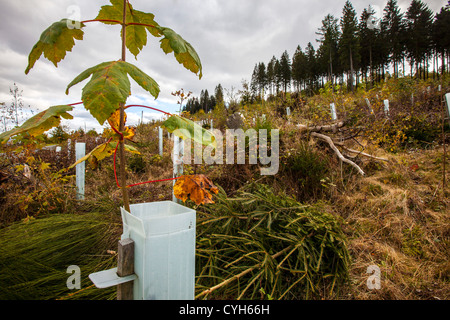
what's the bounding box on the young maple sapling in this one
[0,0,218,209]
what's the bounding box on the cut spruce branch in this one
[311,132,366,176]
[195,245,293,299]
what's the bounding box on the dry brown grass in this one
[334,146,449,300]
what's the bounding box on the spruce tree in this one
[257,62,267,97]
[359,8,376,85]
[381,0,406,78]
[405,0,434,79]
[433,1,450,74]
[274,58,282,93]
[214,84,224,104]
[305,42,317,92]
[291,45,307,92]
[316,14,340,91]
[279,50,291,92]
[338,0,360,92]
[267,57,276,95]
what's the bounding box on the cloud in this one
[0,0,446,133]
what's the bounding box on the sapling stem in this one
[119,0,130,213]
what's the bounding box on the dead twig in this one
[311,132,365,176]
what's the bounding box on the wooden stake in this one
[117,238,134,300]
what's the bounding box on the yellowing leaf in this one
[107,110,136,140]
[173,175,219,205]
[40,162,51,171]
[25,19,85,74]
[157,27,203,79]
[95,0,161,58]
[69,140,140,170]
[0,105,73,145]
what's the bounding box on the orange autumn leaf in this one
[173,174,219,205]
[107,109,136,140]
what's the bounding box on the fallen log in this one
[297,121,345,133]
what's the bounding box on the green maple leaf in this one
[95,0,161,59]
[25,19,85,74]
[158,27,203,79]
[0,105,74,145]
[66,60,160,125]
[162,115,215,147]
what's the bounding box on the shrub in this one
[127,154,146,174]
[281,142,329,200]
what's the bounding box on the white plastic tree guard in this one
[75,142,85,200]
[365,98,373,114]
[383,99,390,117]
[120,201,196,300]
[67,139,72,160]
[173,135,184,203]
[159,126,163,156]
[330,103,337,121]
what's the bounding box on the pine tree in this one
[208,94,216,112]
[359,8,375,85]
[279,50,291,92]
[433,1,450,74]
[316,14,340,91]
[382,0,406,78]
[274,58,282,93]
[267,57,276,95]
[405,0,434,79]
[305,42,317,92]
[250,64,259,98]
[291,45,307,92]
[257,62,267,97]
[338,0,360,92]
[199,89,208,113]
[214,84,224,104]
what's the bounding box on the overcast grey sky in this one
[0,0,446,132]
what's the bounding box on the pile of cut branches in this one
[195,183,351,300]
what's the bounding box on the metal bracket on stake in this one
[89,267,137,289]
[89,238,136,300]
